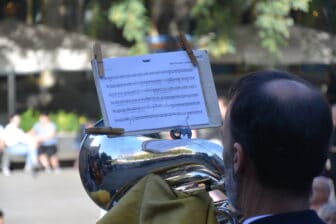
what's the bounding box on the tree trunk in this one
[41,0,64,28]
[40,0,86,31]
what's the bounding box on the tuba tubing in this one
[78,120,239,224]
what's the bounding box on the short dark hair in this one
[8,112,19,121]
[228,70,333,195]
[40,111,50,116]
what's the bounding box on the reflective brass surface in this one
[78,120,225,211]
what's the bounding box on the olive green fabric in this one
[97,174,218,224]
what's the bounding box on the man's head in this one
[222,70,333,209]
[9,113,21,127]
[39,111,50,124]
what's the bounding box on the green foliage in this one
[290,0,310,11]
[87,0,312,58]
[20,108,39,132]
[108,0,149,55]
[49,111,81,133]
[20,109,83,133]
[191,0,246,57]
[85,1,105,38]
[190,0,311,57]
[255,0,311,56]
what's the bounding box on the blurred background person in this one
[318,203,336,224]
[30,112,60,174]
[329,104,336,195]
[73,119,94,168]
[0,209,3,224]
[1,113,38,176]
[196,97,227,145]
[310,176,332,212]
[0,124,4,156]
[0,125,4,173]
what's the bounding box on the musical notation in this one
[94,50,209,132]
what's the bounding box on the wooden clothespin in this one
[85,127,125,136]
[178,32,198,66]
[93,42,104,77]
[91,43,125,135]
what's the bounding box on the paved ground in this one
[0,168,102,224]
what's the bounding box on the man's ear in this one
[233,142,245,174]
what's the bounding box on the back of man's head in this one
[228,70,333,195]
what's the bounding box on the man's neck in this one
[238,178,309,219]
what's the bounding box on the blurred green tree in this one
[104,0,311,57]
[4,0,324,57]
[108,0,149,55]
[253,0,310,56]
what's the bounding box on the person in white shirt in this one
[0,125,5,153]
[310,176,332,212]
[1,113,38,176]
[30,112,60,173]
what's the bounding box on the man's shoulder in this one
[250,210,325,224]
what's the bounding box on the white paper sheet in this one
[93,50,209,132]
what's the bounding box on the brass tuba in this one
[78,120,239,224]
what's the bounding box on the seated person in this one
[310,176,332,211]
[196,97,227,145]
[73,120,94,168]
[0,125,5,171]
[30,112,60,173]
[0,125,5,153]
[1,113,38,176]
[0,209,3,224]
[318,203,336,224]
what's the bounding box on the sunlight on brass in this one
[79,119,238,224]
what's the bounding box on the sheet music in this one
[93,50,209,133]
